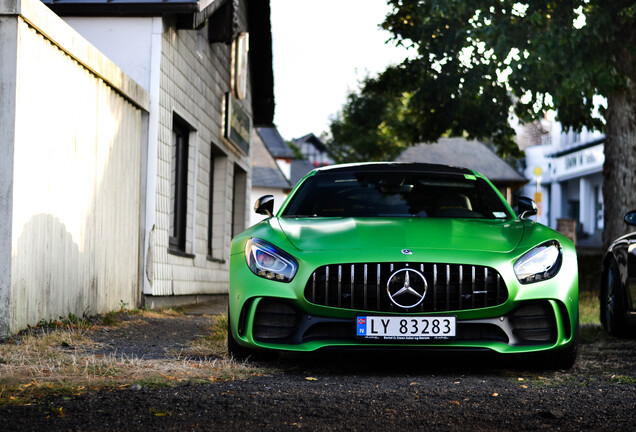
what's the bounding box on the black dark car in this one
[600,210,636,336]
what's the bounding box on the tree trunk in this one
[602,80,636,250]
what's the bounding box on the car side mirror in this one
[255,195,274,217]
[517,196,537,219]
[625,210,636,226]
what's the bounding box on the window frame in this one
[207,143,228,263]
[169,115,192,256]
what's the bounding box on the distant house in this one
[522,120,605,246]
[249,127,317,225]
[256,126,296,182]
[293,133,334,168]
[250,127,292,226]
[396,137,527,203]
[1,0,275,333]
[290,158,316,186]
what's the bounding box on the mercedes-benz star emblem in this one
[401,249,413,255]
[386,269,427,309]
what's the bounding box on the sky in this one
[269,0,412,141]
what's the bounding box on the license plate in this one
[356,316,456,340]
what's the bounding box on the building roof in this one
[549,137,605,158]
[41,0,211,23]
[42,0,275,126]
[252,166,290,189]
[395,137,527,185]
[290,159,315,186]
[252,128,291,190]
[256,127,295,159]
[293,133,328,152]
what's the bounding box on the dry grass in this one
[579,290,600,325]
[0,290,604,405]
[0,310,264,406]
[175,314,231,359]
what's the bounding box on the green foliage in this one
[328,0,636,162]
[329,78,413,162]
[287,140,305,159]
[35,313,92,331]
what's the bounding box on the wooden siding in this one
[0,0,148,333]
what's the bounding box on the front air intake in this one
[253,300,298,342]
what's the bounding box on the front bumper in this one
[232,297,574,354]
[229,248,579,355]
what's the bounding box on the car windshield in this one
[281,170,512,219]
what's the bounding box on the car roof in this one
[311,162,476,177]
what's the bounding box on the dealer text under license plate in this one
[357,316,456,340]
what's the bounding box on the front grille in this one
[304,262,508,312]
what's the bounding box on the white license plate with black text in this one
[356,316,456,340]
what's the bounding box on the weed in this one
[175,314,228,359]
[610,375,636,384]
[0,309,264,406]
[149,407,172,417]
[579,290,600,325]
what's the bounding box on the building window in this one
[169,116,190,253]
[207,144,227,261]
[231,164,248,239]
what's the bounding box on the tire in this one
[600,260,628,337]
[549,328,578,370]
[526,322,579,370]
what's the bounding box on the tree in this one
[328,0,636,247]
[328,78,413,162]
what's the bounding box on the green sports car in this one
[228,163,579,368]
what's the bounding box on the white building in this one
[1,0,275,333]
[523,121,604,246]
[41,0,276,308]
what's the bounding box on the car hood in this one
[276,217,525,253]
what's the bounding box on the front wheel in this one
[549,331,578,370]
[525,324,578,370]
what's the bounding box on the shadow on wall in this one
[12,214,86,328]
[0,2,148,335]
[7,79,144,333]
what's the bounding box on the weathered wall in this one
[146,8,253,299]
[0,0,149,333]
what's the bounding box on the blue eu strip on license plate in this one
[357,316,456,340]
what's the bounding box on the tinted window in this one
[282,171,511,219]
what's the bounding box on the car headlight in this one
[245,238,298,282]
[514,240,562,284]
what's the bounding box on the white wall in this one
[0,0,149,334]
[63,17,154,90]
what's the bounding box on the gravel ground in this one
[87,313,216,360]
[1,306,635,431]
